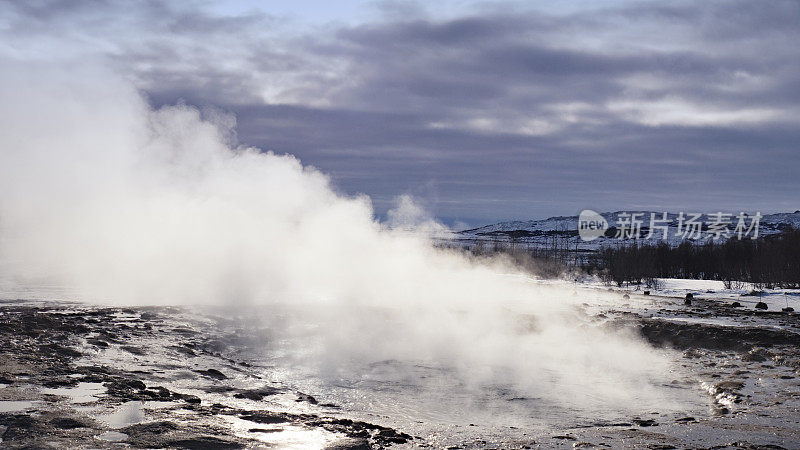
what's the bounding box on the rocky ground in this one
[0,301,411,449]
[1,294,799,449]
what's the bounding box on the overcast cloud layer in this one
[2,0,798,225]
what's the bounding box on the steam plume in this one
[0,60,688,414]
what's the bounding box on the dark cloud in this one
[2,0,798,226]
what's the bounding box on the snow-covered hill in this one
[452,211,800,251]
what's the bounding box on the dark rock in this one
[755,302,768,310]
[106,378,147,396]
[174,346,197,357]
[105,378,178,401]
[782,307,794,313]
[121,345,147,355]
[195,368,227,380]
[328,439,372,450]
[205,385,236,394]
[0,414,40,441]
[182,394,202,404]
[314,417,413,446]
[240,412,291,424]
[589,421,631,427]
[675,417,697,423]
[51,417,88,429]
[296,392,318,404]
[376,427,411,444]
[171,327,198,335]
[742,348,772,362]
[632,418,658,427]
[121,421,246,448]
[553,435,577,440]
[139,311,159,321]
[86,338,109,347]
[714,380,745,392]
[643,291,650,295]
[164,436,244,449]
[730,302,743,308]
[143,386,173,400]
[234,387,282,401]
[41,378,79,388]
[38,343,82,358]
[636,318,800,351]
[121,420,180,435]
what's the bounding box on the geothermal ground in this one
[1,284,800,449]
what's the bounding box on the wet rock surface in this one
[1,294,799,448]
[584,294,800,449]
[0,302,413,448]
[636,318,800,351]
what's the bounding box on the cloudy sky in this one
[2,0,798,226]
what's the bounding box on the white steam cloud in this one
[0,60,688,415]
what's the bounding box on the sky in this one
[1,0,798,227]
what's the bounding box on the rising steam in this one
[0,60,688,413]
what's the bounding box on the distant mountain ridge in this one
[454,210,800,250]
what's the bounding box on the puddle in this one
[0,400,38,413]
[98,401,146,428]
[223,415,340,448]
[96,401,174,428]
[41,382,105,403]
[96,430,128,442]
[252,424,340,449]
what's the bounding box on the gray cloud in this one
[2,0,798,225]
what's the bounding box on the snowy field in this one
[581,277,800,311]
